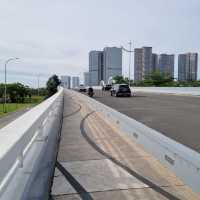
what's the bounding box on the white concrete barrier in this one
[0,88,63,200]
[131,87,200,96]
[93,86,200,96]
[69,89,200,195]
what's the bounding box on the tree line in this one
[0,74,61,104]
[113,71,200,87]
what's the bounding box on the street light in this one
[37,74,40,96]
[4,57,20,113]
[121,41,134,86]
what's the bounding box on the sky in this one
[0,0,199,87]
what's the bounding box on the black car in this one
[102,84,112,91]
[111,84,131,97]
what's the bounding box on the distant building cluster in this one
[80,45,199,86]
[61,75,80,89]
[134,47,198,81]
[84,47,122,86]
[134,47,175,81]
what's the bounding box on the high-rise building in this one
[89,51,103,86]
[158,54,174,77]
[134,48,144,81]
[178,53,198,81]
[134,47,152,81]
[84,72,90,86]
[88,47,122,85]
[103,47,122,83]
[61,76,71,89]
[72,76,80,88]
[143,47,153,76]
[152,53,158,72]
[178,54,187,81]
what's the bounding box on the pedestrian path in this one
[51,90,200,200]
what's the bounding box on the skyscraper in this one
[143,47,153,76]
[103,47,122,83]
[61,76,71,89]
[72,76,80,88]
[88,47,122,85]
[158,54,174,77]
[178,53,198,81]
[84,72,90,86]
[89,51,103,86]
[134,47,152,81]
[134,48,143,81]
[152,53,158,72]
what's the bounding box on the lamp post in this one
[4,57,19,113]
[37,74,40,96]
[121,41,134,86]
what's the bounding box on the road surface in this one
[93,90,200,153]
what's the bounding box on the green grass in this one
[0,96,45,117]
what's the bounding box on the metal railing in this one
[69,89,200,195]
[0,88,63,200]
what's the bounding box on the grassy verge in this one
[0,96,45,117]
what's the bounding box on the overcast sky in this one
[0,0,199,87]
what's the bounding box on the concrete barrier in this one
[0,88,64,200]
[69,89,200,195]
[93,86,200,96]
[131,87,200,96]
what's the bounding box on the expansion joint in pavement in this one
[56,161,94,200]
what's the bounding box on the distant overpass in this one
[0,88,200,199]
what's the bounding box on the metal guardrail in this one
[0,88,63,200]
[69,89,200,195]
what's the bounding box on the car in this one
[111,84,131,97]
[79,84,87,92]
[102,84,112,91]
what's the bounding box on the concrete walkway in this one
[51,91,200,200]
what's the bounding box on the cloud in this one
[0,0,199,87]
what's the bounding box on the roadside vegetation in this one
[0,83,46,117]
[46,74,61,97]
[113,72,200,87]
[0,74,61,117]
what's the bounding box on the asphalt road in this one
[93,90,200,153]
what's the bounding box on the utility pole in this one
[121,41,134,86]
[37,74,40,96]
[128,41,132,86]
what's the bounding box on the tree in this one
[113,75,128,84]
[46,74,61,97]
[7,83,29,103]
[143,70,174,86]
